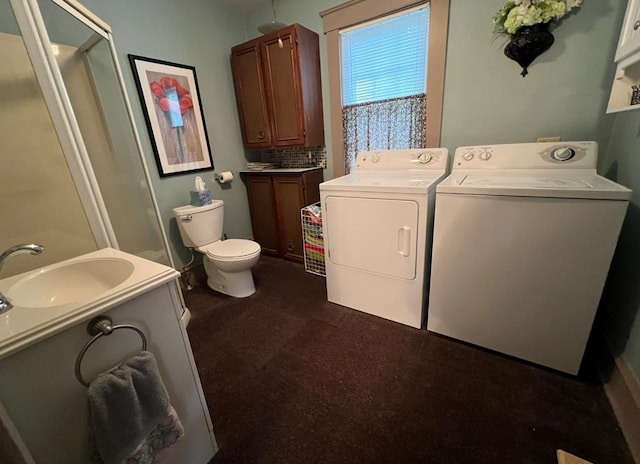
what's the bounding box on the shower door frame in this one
[9,0,176,269]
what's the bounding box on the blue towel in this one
[88,351,184,464]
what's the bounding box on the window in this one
[341,6,428,105]
[321,0,449,176]
[341,6,428,172]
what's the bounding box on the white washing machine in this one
[427,141,631,375]
[320,148,449,329]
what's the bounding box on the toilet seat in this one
[200,239,260,260]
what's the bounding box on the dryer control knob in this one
[371,152,381,163]
[462,151,474,161]
[479,150,492,161]
[418,152,432,164]
[550,147,576,161]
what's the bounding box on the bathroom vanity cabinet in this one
[241,168,323,262]
[231,23,324,149]
[0,250,217,464]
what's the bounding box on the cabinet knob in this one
[257,131,265,139]
[634,20,640,31]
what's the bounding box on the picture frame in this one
[128,55,213,177]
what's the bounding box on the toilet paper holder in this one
[214,171,234,184]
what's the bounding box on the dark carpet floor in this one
[184,256,633,464]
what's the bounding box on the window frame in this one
[320,0,449,178]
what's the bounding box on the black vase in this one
[504,23,555,77]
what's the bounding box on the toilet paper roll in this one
[218,171,234,184]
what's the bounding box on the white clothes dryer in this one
[320,148,449,329]
[427,141,631,375]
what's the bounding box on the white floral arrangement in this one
[492,0,583,34]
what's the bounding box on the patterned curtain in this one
[342,94,426,173]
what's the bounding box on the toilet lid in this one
[204,239,261,259]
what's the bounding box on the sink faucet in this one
[0,243,45,314]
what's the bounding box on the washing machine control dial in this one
[479,149,492,161]
[418,152,433,164]
[550,147,576,161]
[371,152,381,163]
[462,151,474,161]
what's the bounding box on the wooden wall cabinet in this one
[242,168,323,262]
[607,51,640,113]
[231,24,324,149]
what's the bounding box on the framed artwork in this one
[128,55,213,177]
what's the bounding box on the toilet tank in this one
[173,200,224,248]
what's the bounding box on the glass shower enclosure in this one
[1,0,171,277]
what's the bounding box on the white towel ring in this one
[74,315,148,388]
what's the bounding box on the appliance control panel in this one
[355,148,449,171]
[452,141,597,170]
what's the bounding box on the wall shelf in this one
[607,50,640,114]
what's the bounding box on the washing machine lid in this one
[436,171,631,200]
[201,239,261,259]
[320,170,447,195]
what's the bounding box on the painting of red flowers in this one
[129,55,213,177]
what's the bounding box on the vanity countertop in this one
[0,248,179,359]
[240,167,323,174]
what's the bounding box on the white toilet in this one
[173,200,261,297]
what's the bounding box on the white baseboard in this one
[600,352,640,463]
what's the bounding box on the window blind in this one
[340,6,429,106]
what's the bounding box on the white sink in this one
[6,258,134,308]
[0,248,180,360]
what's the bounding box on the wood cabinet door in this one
[273,176,305,262]
[262,30,305,147]
[246,176,280,255]
[231,43,272,148]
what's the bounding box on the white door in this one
[325,196,419,280]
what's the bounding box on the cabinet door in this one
[262,30,306,147]
[273,176,305,261]
[0,284,216,464]
[231,42,272,148]
[616,0,640,61]
[246,176,280,255]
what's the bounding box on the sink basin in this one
[7,258,134,308]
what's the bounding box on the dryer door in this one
[324,196,418,279]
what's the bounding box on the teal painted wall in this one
[599,110,640,382]
[244,0,625,169]
[441,0,623,153]
[78,0,253,269]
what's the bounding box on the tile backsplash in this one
[261,146,327,169]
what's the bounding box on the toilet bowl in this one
[173,200,261,298]
[198,239,261,297]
